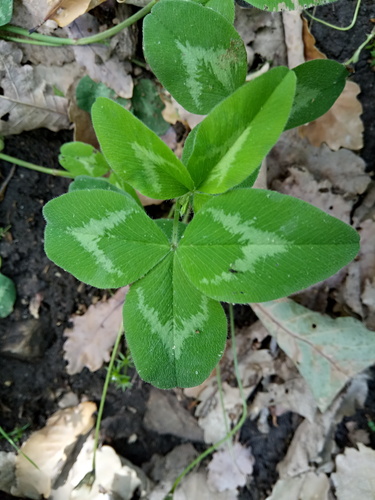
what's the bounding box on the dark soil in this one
[309,0,375,174]
[1,1,375,498]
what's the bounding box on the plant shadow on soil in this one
[1,1,375,496]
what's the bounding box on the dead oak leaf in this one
[63,287,128,375]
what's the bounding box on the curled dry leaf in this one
[299,81,364,151]
[302,17,326,61]
[63,287,128,375]
[11,402,96,499]
[0,41,69,136]
[51,436,146,500]
[47,0,107,28]
[332,444,375,500]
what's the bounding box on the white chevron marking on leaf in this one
[70,209,133,275]
[136,284,210,361]
[175,40,234,108]
[201,208,288,285]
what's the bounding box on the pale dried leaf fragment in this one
[0,41,69,135]
[282,11,304,68]
[63,287,128,375]
[11,402,96,499]
[48,0,108,27]
[252,299,375,412]
[67,14,133,98]
[299,80,364,151]
[266,472,330,500]
[51,436,145,500]
[207,443,254,492]
[269,130,369,197]
[278,374,368,477]
[175,472,237,500]
[332,444,375,500]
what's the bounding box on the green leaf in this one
[252,299,375,412]
[76,75,129,113]
[186,67,296,193]
[285,60,348,130]
[143,0,247,114]
[242,0,337,11]
[192,0,235,23]
[43,190,170,288]
[177,188,359,303]
[107,172,143,208]
[92,98,194,199]
[0,0,12,26]
[132,79,169,136]
[0,273,16,318]
[123,252,227,388]
[154,219,187,241]
[59,142,110,177]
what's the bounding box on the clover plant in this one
[43,59,359,389]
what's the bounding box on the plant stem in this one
[0,426,39,470]
[0,0,158,47]
[172,199,181,248]
[165,304,247,498]
[0,153,75,178]
[303,0,362,32]
[344,29,375,65]
[92,323,124,473]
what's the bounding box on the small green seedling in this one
[0,255,16,319]
[43,63,359,390]
[109,352,134,392]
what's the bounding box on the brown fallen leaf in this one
[0,41,69,136]
[11,402,96,499]
[302,17,326,61]
[299,80,364,151]
[47,0,108,28]
[63,287,128,375]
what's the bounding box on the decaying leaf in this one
[66,14,134,99]
[11,402,96,499]
[267,472,330,500]
[51,436,146,500]
[302,17,326,61]
[207,443,254,492]
[332,444,375,500]
[63,287,128,375]
[277,374,368,478]
[268,130,370,198]
[252,299,375,412]
[0,41,69,135]
[47,0,108,28]
[273,166,352,224]
[299,81,364,151]
[143,388,204,442]
[175,471,237,500]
